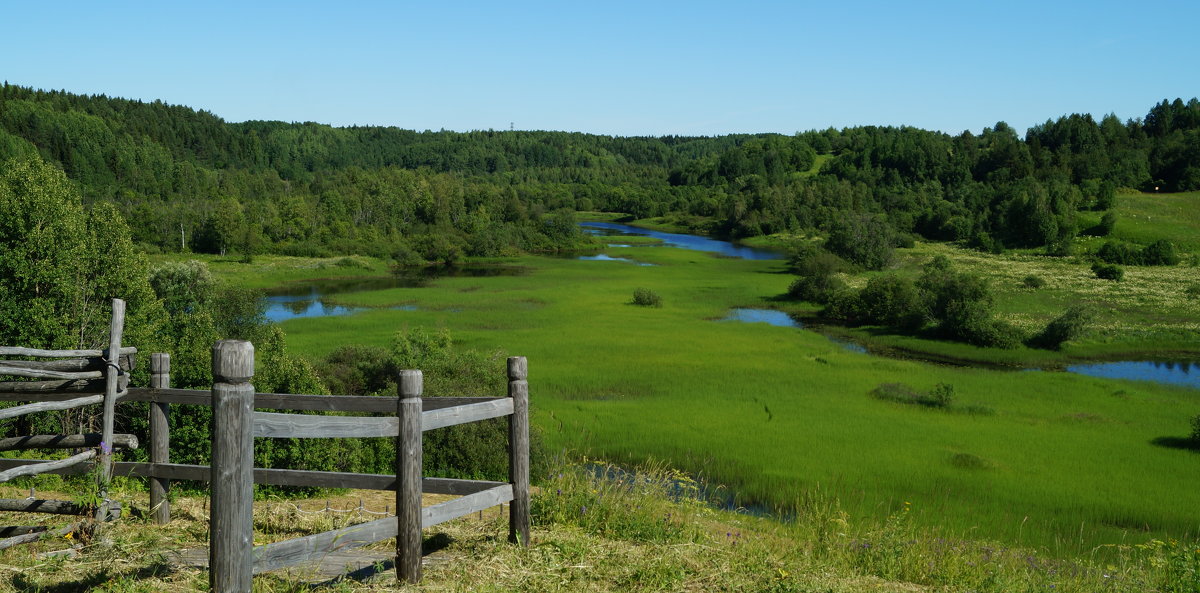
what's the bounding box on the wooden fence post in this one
[396,369,423,584]
[96,298,125,521]
[507,356,530,546]
[210,340,254,593]
[150,352,171,524]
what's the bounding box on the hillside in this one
[2,84,1198,264]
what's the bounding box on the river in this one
[263,222,1197,390]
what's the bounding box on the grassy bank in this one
[3,463,1195,592]
[216,246,1200,558]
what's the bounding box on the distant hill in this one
[1,83,1196,259]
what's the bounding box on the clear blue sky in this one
[3,0,1197,137]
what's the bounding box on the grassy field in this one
[5,465,1194,592]
[199,243,1200,560]
[1077,190,1200,252]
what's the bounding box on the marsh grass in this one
[195,241,1200,560]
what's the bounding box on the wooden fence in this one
[0,298,135,545]
[1,338,531,587]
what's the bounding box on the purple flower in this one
[99,441,112,455]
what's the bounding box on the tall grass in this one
[249,246,1200,558]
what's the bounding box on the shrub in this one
[787,249,848,304]
[870,382,954,408]
[1191,415,1200,444]
[825,213,896,270]
[1141,239,1181,266]
[631,287,663,307]
[1021,274,1046,289]
[1092,262,1124,281]
[857,274,924,330]
[1186,284,1200,299]
[1097,211,1118,236]
[1029,305,1093,350]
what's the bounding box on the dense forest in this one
[1,83,1198,262]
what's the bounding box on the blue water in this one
[721,308,802,327]
[580,222,783,260]
[264,290,416,323]
[1067,360,1200,390]
[577,253,655,266]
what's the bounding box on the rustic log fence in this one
[0,298,136,545]
[3,343,531,588]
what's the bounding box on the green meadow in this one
[219,242,1200,558]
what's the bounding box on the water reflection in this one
[720,308,802,328]
[577,254,655,266]
[1067,360,1199,390]
[580,222,783,260]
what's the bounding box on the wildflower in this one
[99,441,112,455]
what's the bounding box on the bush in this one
[1097,211,1118,236]
[1092,262,1124,281]
[1186,284,1200,299]
[631,287,663,307]
[857,274,924,330]
[824,213,896,270]
[786,247,848,304]
[870,382,954,408]
[1141,239,1181,266]
[1021,274,1046,289]
[1029,305,1093,350]
[1191,415,1200,444]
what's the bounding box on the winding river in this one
[264,222,1198,390]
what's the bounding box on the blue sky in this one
[3,1,1197,136]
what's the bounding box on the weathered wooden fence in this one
[0,298,136,546]
[0,331,529,586]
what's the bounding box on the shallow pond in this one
[262,265,525,323]
[580,222,783,260]
[1067,360,1200,390]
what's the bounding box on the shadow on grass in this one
[1150,436,1200,452]
[10,559,176,593]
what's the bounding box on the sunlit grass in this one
[253,245,1200,558]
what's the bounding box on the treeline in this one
[1,83,1198,259]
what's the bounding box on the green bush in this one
[1021,274,1046,289]
[824,213,896,270]
[857,274,924,330]
[1186,284,1200,299]
[1092,262,1124,281]
[631,287,663,307]
[1029,305,1094,350]
[1191,415,1200,443]
[870,382,954,408]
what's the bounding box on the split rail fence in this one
[0,298,135,547]
[0,335,530,588]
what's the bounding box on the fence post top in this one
[399,369,423,398]
[212,340,254,383]
[507,357,527,381]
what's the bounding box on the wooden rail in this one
[0,299,134,528]
[0,334,531,586]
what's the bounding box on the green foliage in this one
[786,247,848,304]
[1191,414,1200,444]
[1021,274,1046,288]
[869,382,954,408]
[824,213,896,270]
[1097,210,1118,235]
[1092,262,1124,281]
[1028,305,1094,350]
[917,257,1022,348]
[1186,283,1200,298]
[855,274,924,330]
[1097,239,1181,266]
[631,287,663,307]
[532,462,702,544]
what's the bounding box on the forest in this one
[2,83,1198,264]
